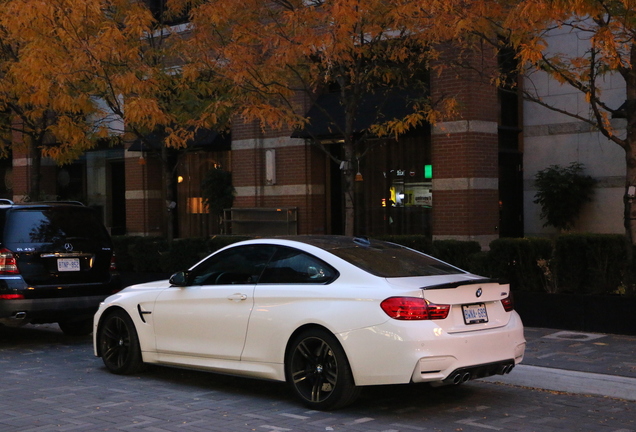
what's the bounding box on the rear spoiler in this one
[422,278,509,290]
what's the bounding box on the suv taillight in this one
[0,248,19,274]
[110,254,117,271]
[381,297,450,320]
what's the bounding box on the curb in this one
[484,364,636,401]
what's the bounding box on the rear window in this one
[4,207,111,244]
[328,242,464,278]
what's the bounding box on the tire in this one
[58,317,93,336]
[98,309,145,375]
[285,328,360,410]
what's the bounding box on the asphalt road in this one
[0,323,634,432]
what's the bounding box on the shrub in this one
[112,235,144,272]
[533,162,596,231]
[161,237,210,273]
[373,235,434,254]
[127,237,170,273]
[432,239,481,269]
[113,235,256,275]
[160,236,254,274]
[554,234,628,295]
[484,237,553,292]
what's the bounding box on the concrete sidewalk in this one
[486,327,636,401]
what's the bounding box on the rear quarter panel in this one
[240,268,398,364]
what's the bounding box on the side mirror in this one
[169,271,189,287]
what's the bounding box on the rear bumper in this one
[0,274,120,324]
[338,311,526,386]
[0,295,110,324]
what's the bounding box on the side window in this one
[189,245,275,285]
[259,247,338,284]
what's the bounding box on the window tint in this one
[4,208,111,244]
[259,247,337,284]
[190,245,276,285]
[328,242,463,278]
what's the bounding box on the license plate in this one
[462,303,488,325]
[57,258,80,272]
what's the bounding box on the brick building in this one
[0,46,523,249]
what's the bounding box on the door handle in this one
[228,293,248,302]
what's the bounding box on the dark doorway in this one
[498,151,524,237]
[109,161,126,235]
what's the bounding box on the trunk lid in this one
[388,276,512,333]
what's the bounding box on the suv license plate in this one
[462,303,488,325]
[58,258,80,272]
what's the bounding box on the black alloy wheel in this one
[98,309,144,375]
[286,329,360,410]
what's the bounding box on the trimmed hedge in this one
[554,234,628,295]
[483,237,554,293]
[432,239,481,270]
[112,233,634,296]
[373,235,434,254]
[112,235,252,274]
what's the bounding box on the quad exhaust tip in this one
[448,363,514,385]
[451,372,472,385]
[499,364,514,375]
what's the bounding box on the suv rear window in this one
[4,207,111,244]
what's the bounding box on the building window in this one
[176,150,231,238]
[143,0,190,26]
[357,126,432,236]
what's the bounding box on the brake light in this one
[0,248,19,274]
[0,294,24,299]
[110,254,117,271]
[381,297,450,320]
[501,295,514,312]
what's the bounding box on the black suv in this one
[0,200,121,335]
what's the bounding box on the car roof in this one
[248,235,392,251]
[0,200,86,210]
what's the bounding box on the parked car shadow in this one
[97,361,480,412]
[0,323,91,346]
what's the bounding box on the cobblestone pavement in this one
[0,324,634,432]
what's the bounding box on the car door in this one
[153,244,276,361]
[240,246,340,363]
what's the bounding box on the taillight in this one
[110,254,117,271]
[501,295,514,312]
[381,297,450,320]
[0,248,19,275]
[0,294,24,299]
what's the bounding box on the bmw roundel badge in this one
[476,288,482,298]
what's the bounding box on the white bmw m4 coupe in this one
[94,236,525,410]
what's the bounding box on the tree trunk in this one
[28,140,41,201]
[342,140,355,236]
[161,146,175,242]
[625,49,636,247]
